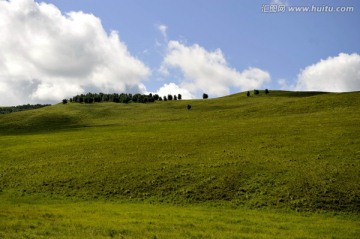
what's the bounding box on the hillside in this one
[0,90,359,212]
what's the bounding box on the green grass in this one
[0,90,359,237]
[1,194,359,239]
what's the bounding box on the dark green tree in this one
[132,93,141,103]
[148,94,155,103]
[120,93,131,103]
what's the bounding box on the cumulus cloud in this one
[155,83,194,99]
[160,41,271,97]
[0,0,150,105]
[295,53,360,92]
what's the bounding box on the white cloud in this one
[154,83,194,99]
[0,0,150,105]
[157,24,168,39]
[295,53,360,92]
[277,79,290,90]
[160,41,271,97]
[271,0,289,6]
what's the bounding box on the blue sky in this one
[43,0,359,89]
[1,0,359,105]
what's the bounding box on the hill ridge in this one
[0,90,359,212]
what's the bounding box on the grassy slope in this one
[0,91,359,212]
[1,195,359,239]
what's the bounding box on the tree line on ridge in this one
[63,92,184,104]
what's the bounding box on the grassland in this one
[1,194,359,239]
[0,90,359,238]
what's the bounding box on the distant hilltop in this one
[0,104,51,114]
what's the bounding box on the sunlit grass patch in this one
[0,91,359,238]
[0,196,359,239]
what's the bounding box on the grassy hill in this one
[0,90,359,212]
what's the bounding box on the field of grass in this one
[1,194,359,239]
[0,90,359,237]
